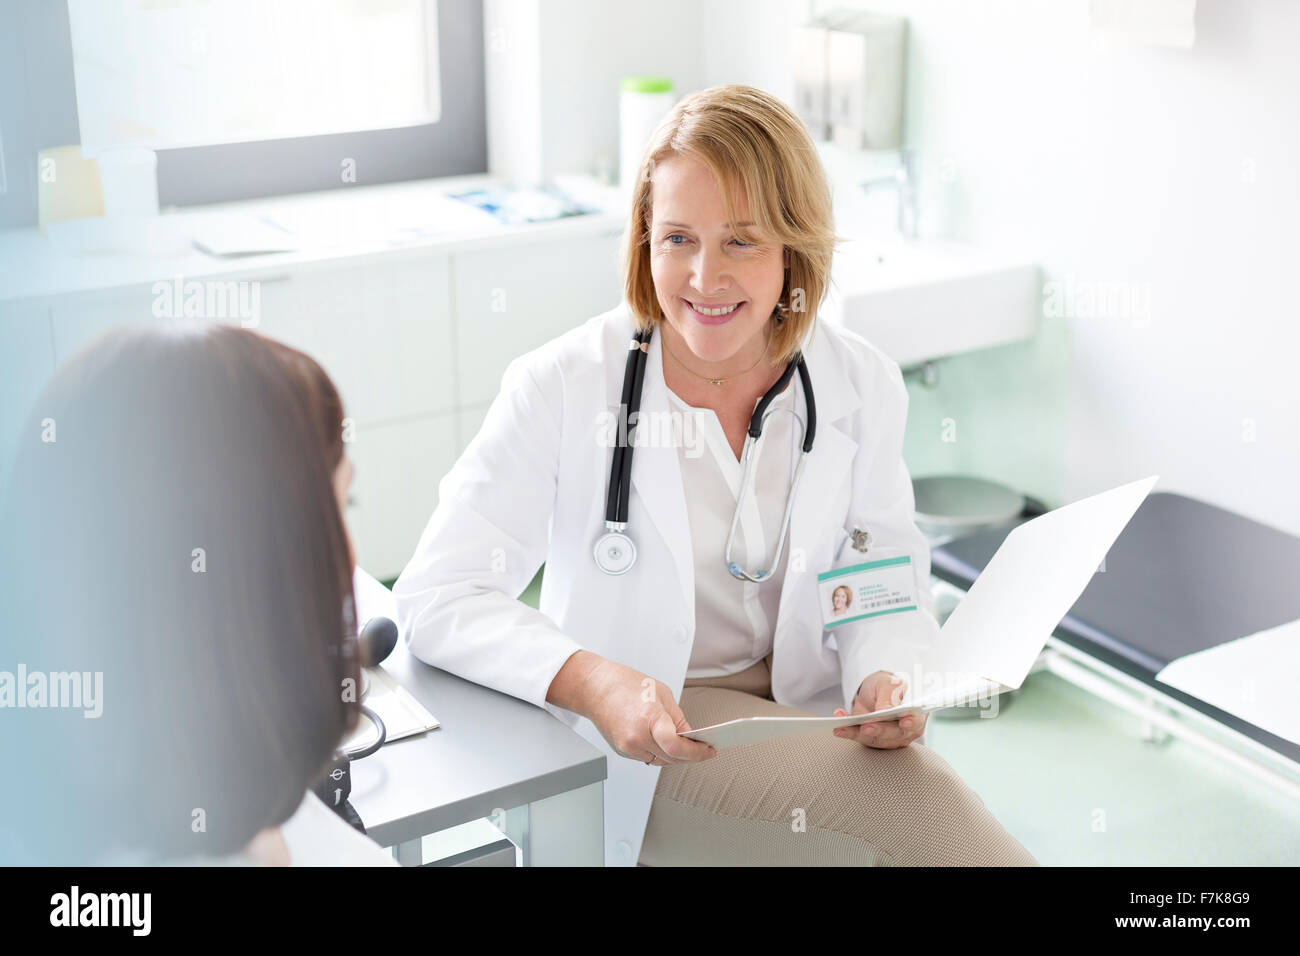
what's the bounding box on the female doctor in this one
[395,85,1036,866]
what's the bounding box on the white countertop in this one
[0,173,627,304]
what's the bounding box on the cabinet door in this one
[0,301,57,476]
[344,413,460,582]
[453,232,622,407]
[254,255,455,427]
[49,284,160,363]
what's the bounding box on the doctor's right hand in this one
[549,651,718,766]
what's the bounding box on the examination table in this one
[929,491,1300,794]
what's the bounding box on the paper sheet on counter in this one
[342,664,439,751]
[1156,618,1300,747]
[191,213,299,256]
[343,566,439,750]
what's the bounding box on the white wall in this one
[484,0,545,185]
[537,0,709,182]
[496,0,1299,534]
[485,0,817,181]
[698,0,811,101]
[485,0,710,185]
[922,0,1298,536]
[708,0,1300,535]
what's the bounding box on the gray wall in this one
[0,0,82,229]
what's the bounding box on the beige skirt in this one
[638,654,1039,866]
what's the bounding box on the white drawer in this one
[254,256,455,425]
[0,301,57,471]
[344,412,459,582]
[49,284,160,362]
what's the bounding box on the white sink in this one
[821,238,1040,367]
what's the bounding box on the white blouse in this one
[278,789,399,866]
[666,377,803,678]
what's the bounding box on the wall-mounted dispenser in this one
[794,10,907,151]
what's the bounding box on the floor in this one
[924,670,1300,866]
[520,569,1299,865]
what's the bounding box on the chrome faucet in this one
[858,149,918,239]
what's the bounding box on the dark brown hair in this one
[0,322,359,863]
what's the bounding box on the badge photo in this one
[817,549,920,631]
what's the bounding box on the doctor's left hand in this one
[832,671,927,749]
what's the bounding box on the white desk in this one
[350,637,607,866]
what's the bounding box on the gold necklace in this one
[663,326,772,386]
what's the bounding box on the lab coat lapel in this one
[602,317,863,643]
[610,328,696,631]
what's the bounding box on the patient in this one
[0,323,394,866]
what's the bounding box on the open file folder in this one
[680,475,1160,750]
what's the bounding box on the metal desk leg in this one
[1140,694,1172,744]
[394,839,423,866]
[502,781,604,866]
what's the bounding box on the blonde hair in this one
[621,84,838,365]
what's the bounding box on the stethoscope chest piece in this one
[594,530,637,575]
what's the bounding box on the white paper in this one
[342,567,438,751]
[923,475,1157,691]
[191,213,298,256]
[680,476,1158,750]
[681,711,923,750]
[1156,619,1300,747]
[681,676,1000,749]
[342,664,439,751]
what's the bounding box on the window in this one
[64,0,485,205]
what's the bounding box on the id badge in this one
[817,551,919,630]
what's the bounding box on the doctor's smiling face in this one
[649,153,788,374]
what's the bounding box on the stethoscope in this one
[593,323,817,582]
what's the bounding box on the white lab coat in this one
[394,302,941,866]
